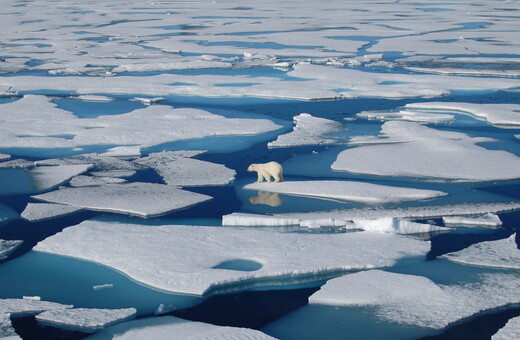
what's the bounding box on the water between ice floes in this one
[1,91,520,339]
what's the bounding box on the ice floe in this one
[0,240,22,260]
[351,218,450,234]
[34,220,429,296]
[404,102,520,128]
[244,180,447,204]
[309,270,520,329]
[69,175,126,187]
[98,146,141,158]
[443,213,502,227]
[333,121,520,182]
[21,203,83,222]
[36,154,137,171]
[0,298,72,317]
[77,95,115,102]
[32,183,212,218]
[28,164,93,192]
[0,159,35,169]
[90,170,136,178]
[443,234,520,269]
[493,316,520,340]
[0,154,10,161]
[267,113,344,148]
[357,109,455,124]
[35,307,136,333]
[0,313,20,340]
[134,151,236,186]
[88,315,276,340]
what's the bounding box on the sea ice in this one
[88,315,277,340]
[0,313,20,340]
[0,240,22,260]
[244,180,447,204]
[0,159,35,169]
[351,218,450,234]
[77,95,115,102]
[0,154,10,161]
[357,109,455,124]
[90,170,136,178]
[35,307,136,333]
[267,113,344,148]
[404,102,520,128]
[98,147,141,158]
[0,298,72,317]
[134,151,236,186]
[493,316,520,340]
[36,154,137,171]
[333,121,520,182]
[443,234,520,269]
[28,164,93,192]
[442,213,502,227]
[309,270,520,329]
[21,203,83,222]
[34,220,429,296]
[69,175,126,187]
[31,183,212,218]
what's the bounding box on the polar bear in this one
[247,161,284,183]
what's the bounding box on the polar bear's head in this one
[247,164,256,172]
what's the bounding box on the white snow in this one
[69,175,126,187]
[31,183,212,218]
[134,151,236,186]
[88,315,277,340]
[0,298,72,317]
[404,102,520,128]
[36,308,136,333]
[244,180,447,204]
[98,146,141,158]
[309,270,520,329]
[34,220,429,296]
[267,113,343,148]
[21,203,83,222]
[77,95,114,102]
[493,316,520,340]
[442,213,502,227]
[333,121,520,182]
[28,164,93,192]
[443,234,520,269]
[0,240,22,260]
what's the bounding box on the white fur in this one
[247,161,284,183]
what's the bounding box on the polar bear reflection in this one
[247,161,283,183]
[248,191,283,207]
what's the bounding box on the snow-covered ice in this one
[88,315,277,340]
[0,239,22,260]
[36,307,136,333]
[0,313,20,340]
[134,151,236,187]
[333,121,520,182]
[69,175,126,187]
[21,203,83,222]
[493,316,520,340]
[32,183,212,218]
[351,218,450,235]
[0,298,72,317]
[443,234,520,269]
[90,170,136,178]
[244,180,447,204]
[443,213,502,227]
[34,220,429,296]
[28,164,93,192]
[267,113,343,148]
[309,270,520,329]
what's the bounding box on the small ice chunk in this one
[34,220,429,296]
[37,154,137,171]
[21,203,82,222]
[90,170,136,178]
[0,239,23,260]
[77,95,114,102]
[131,97,165,105]
[69,175,126,187]
[134,151,236,186]
[36,308,136,333]
[32,183,212,218]
[268,113,344,148]
[443,234,520,269]
[28,164,93,192]
[222,213,301,227]
[443,213,502,227]
[309,270,520,329]
[352,218,450,234]
[88,315,276,340]
[92,284,114,291]
[357,109,455,124]
[493,316,520,340]
[0,298,72,317]
[0,159,35,169]
[0,154,10,161]
[245,181,447,204]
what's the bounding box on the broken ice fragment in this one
[21,203,82,222]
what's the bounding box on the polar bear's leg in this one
[262,171,272,183]
[256,172,264,183]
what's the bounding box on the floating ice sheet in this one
[352,218,450,234]
[268,113,344,148]
[443,213,502,227]
[36,307,136,334]
[32,183,212,218]
[0,298,72,317]
[69,175,126,187]
[0,154,10,161]
[34,220,429,296]
[0,240,22,260]
[21,203,83,222]
[404,102,520,128]
[244,180,447,204]
[357,109,455,124]
[443,234,520,269]
[134,151,236,186]
[88,315,276,340]
[36,154,137,171]
[493,316,520,340]
[309,270,520,329]
[333,121,520,182]
[0,313,20,340]
[28,164,93,192]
